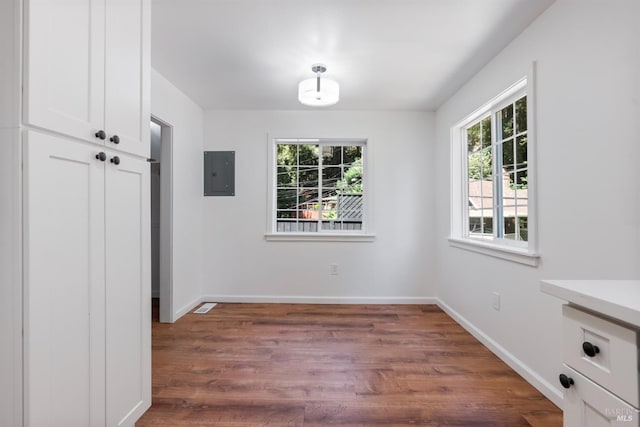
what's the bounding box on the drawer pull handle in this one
[582,341,600,357]
[559,374,574,389]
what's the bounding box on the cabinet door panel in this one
[23,131,106,427]
[562,366,639,427]
[104,0,150,157]
[24,0,105,143]
[105,154,150,426]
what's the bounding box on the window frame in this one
[449,69,539,266]
[265,137,375,242]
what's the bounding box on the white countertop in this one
[541,280,640,328]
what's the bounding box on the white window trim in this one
[265,136,375,242]
[449,62,539,266]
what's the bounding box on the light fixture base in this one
[311,63,327,74]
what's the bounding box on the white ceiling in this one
[151,0,554,111]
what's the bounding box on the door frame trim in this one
[151,115,174,323]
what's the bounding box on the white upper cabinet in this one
[24,0,106,143]
[104,0,150,156]
[24,0,150,157]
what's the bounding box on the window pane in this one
[299,144,319,165]
[337,194,363,219]
[501,139,514,173]
[277,189,297,210]
[343,146,362,166]
[277,166,297,187]
[517,216,528,242]
[515,96,527,133]
[499,104,514,139]
[298,190,318,220]
[516,135,527,170]
[276,210,297,219]
[322,166,341,188]
[299,167,318,187]
[468,149,492,181]
[516,185,529,241]
[481,117,491,149]
[322,209,337,220]
[277,144,297,165]
[501,174,516,209]
[341,158,363,193]
[467,122,481,153]
[514,169,528,189]
[503,217,517,240]
[322,146,341,165]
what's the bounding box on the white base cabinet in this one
[542,280,640,427]
[562,366,639,427]
[24,131,150,426]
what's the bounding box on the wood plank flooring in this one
[136,302,562,426]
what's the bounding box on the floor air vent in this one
[194,303,217,314]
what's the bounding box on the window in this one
[267,138,372,240]
[450,74,538,265]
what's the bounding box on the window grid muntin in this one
[275,140,365,233]
[465,93,528,243]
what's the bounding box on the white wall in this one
[203,110,436,302]
[434,0,640,406]
[151,69,204,318]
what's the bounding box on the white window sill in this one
[448,237,539,267]
[265,233,376,242]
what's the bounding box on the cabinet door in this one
[104,0,150,157]
[104,153,151,426]
[562,366,640,427]
[23,131,106,427]
[24,0,106,144]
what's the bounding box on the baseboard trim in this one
[201,295,438,305]
[174,296,203,319]
[436,298,563,408]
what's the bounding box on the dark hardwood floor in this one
[137,301,561,426]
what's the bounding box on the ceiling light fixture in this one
[298,63,339,107]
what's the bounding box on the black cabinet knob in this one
[95,130,106,140]
[559,374,574,389]
[110,156,120,165]
[110,135,120,144]
[95,152,106,162]
[582,342,600,357]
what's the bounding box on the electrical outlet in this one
[492,292,501,311]
[330,264,339,275]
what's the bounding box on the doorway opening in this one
[150,116,173,323]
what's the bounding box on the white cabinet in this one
[23,132,106,427]
[542,280,640,427]
[105,150,151,426]
[557,305,640,426]
[561,366,639,427]
[1,0,151,425]
[24,0,150,157]
[23,131,150,426]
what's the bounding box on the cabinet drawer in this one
[562,366,639,427]
[563,305,639,406]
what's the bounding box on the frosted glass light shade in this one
[298,77,339,107]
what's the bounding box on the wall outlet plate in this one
[330,264,339,275]
[492,292,501,311]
